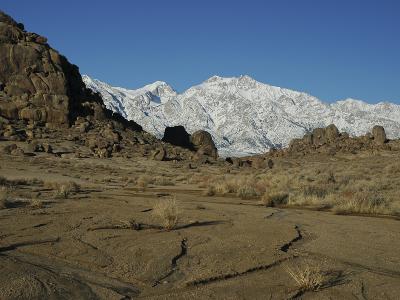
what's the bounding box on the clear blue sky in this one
[2,0,399,103]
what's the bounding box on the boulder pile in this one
[0,11,219,162]
[285,124,392,156]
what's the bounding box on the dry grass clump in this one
[152,197,180,230]
[136,175,154,188]
[204,174,265,199]
[332,191,391,215]
[45,181,81,199]
[0,176,43,188]
[286,263,325,292]
[384,162,400,176]
[203,185,216,196]
[0,189,10,209]
[188,174,209,185]
[236,185,258,199]
[200,154,400,216]
[29,198,44,209]
[261,192,289,207]
[0,176,8,186]
[153,176,175,186]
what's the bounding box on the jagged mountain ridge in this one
[83,75,400,156]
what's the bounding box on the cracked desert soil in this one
[0,147,399,299]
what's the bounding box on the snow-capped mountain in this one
[82,75,400,156]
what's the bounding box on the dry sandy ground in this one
[0,146,399,299]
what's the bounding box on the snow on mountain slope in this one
[83,75,400,156]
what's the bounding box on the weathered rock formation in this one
[162,126,218,160]
[190,130,218,159]
[285,124,393,155]
[372,125,387,145]
[0,11,143,131]
[0,11,220,162]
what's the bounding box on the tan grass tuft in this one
[286,263,324,291]
[152,197,180,230]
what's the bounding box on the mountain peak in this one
[205,75,225,83]
[84,75,400,156]
[143,80,170,89]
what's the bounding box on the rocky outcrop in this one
[372,125,386,145]
[0,11,83,126]
[152,147,166,161]
[190,130,218,159]
[0,10,142,132]
[161,127,218,160]
[286,124,391,155]
[0,11,151,159]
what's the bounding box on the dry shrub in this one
[0,176,43,187]
[153,176,175,186]
[136,175,153,188]
[203,185,216,196]
[302,185,331,198]
[45,181,80,199]
[286,263,325,292]
[29,198,44,208]
[188,174,209,185]
[153,197,180,230]
[236,185,258,199]
[175,175,188,182]
[288,193,333,209]
[261,192,289,207]
[0,190,10,209]
[206,174,264,198]
[213,181,232,195]
[332,191,391,215]
[384,163,400,175]
[0,176,8,186]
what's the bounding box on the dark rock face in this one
[162,126,192,149]
[190,130,218,159]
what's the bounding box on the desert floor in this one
[1,142,399,299]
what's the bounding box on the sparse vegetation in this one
[201,156,400,216]
[0,189,10,209]
[0,176,43,188]
[286,263,325,292]
[136,174,153,188]
[153,176,175,186]
[29,198,44,209]
[45,181,81,199]
[152,197,180,230]
[261,192,289,207]
[236,185,258,199]
[332,191,391,215]
[203,185,216,196]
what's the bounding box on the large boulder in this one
[372,125,387,145]
[325,124,340,142]
[311,128,326,146]
[162,126,192,149]
[190,130,218,159]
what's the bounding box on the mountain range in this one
[83,75,400,156]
